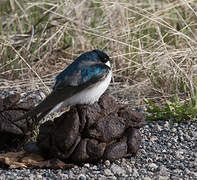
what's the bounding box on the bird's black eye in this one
[101,57,109,63]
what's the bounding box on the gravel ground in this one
[0,86,197,180]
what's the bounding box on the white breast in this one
[50,64,112,114]
[64,70,112,106]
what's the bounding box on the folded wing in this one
[14,63,110,123]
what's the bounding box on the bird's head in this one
[93,49,111,67]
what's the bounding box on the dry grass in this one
[1,0,197,104]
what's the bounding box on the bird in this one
[14,49,112,123]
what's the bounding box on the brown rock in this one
[70,138,106,163]
[0,93,35,150]
[87,115,127,142]
[0,93,146,168]
[37,94,146,163]
[118,107,146,128]
[2,93,20,110]
[103,137,128,161]
[126,128,142,155]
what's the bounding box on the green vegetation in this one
[0,0,197,122]
[144,94,197,123]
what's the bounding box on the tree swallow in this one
[15,50,112,123]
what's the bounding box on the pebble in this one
[143,176,151,180]
[111,164,126,176]
[158,176,168,180]
[36,174,43,179]
[104,160,110,167]
[77,174,87,180]
[159,165,170,176]
[59,173,69,179]
[175,150,184,159]
[104,169,113,176]
[191,172,197,178]
[148,163,158,170]
[191,131,197,140]
[132,168,139,177]
[164,121,169,129]
[84,163,90,168]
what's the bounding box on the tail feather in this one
[13,86,73,122]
